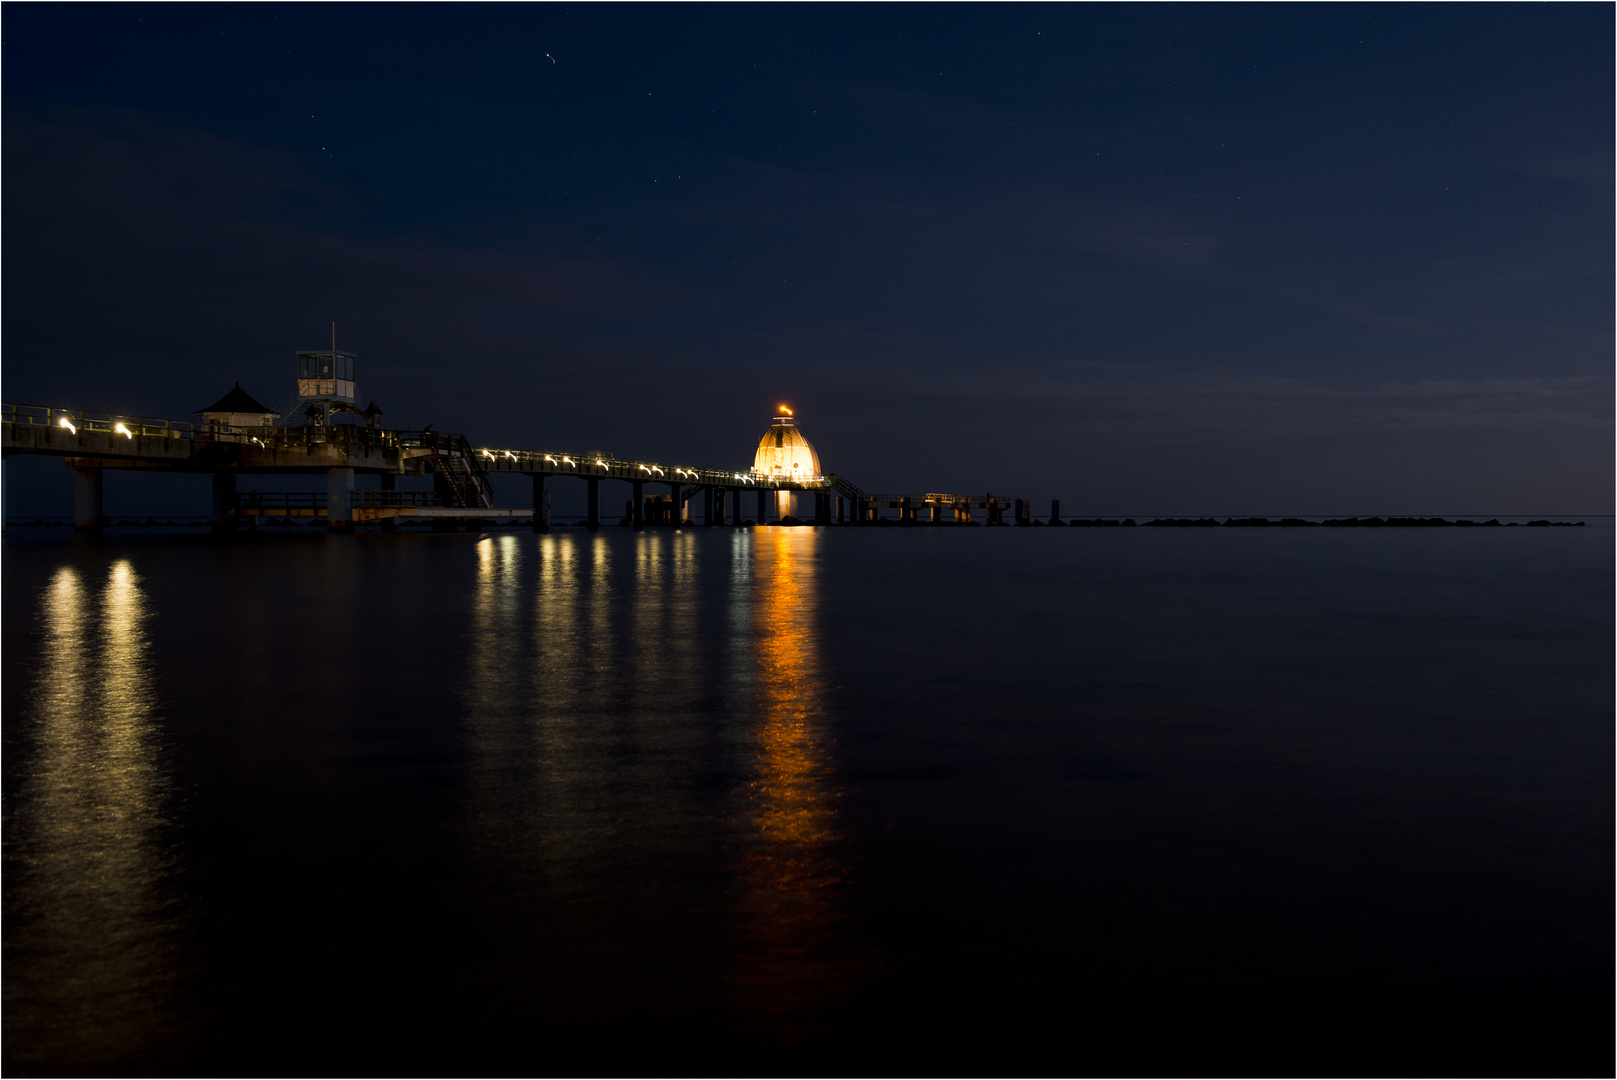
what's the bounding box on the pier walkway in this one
[3,401,1013,532]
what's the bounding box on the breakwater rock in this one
[1125,517,1586,528]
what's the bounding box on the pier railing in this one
[239,492,484,510]
[862,492,1009,508]
[3,402,407,453]
[237,492,326,513]
[351,490,442,508]
[4,402,211,441]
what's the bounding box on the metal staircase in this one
[826,473,867,502]
[430,435,495,508]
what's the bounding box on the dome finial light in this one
[778,403,792,416]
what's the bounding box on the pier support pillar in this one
[755,488,768,525]
[816,491,830,525]
[704,485,716,525]
[586,478,600,531]
[326,468,355,533]
[531,473,550,533]
[670,481,684,525]
[729,488,742,526]
[900,497,913,525]
[632,480,644,528]
[73,467,104,534]
[212,472,237,533]
[378,476,398,531]
[1050,499,1064,526]
[835,496,844,525]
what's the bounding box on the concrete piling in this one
[326,468,355,532]
[531,473,549,532]
[212,472,237,533]
[73,467,103,533]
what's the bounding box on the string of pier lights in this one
[59,414,137,440]
[59,412,263,445]
[476,446,786,486]
[48,416,795,486]
[55,413,820,488]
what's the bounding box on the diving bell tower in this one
[753,404,822,520]
[752,405,821,479]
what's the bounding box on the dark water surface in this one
[4,526,1611,1074]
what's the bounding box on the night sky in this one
[4,5,1611,516]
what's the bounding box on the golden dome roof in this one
[753,410,821,478]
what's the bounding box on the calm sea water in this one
[3,525,1611,1074]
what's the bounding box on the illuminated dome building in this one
[753,405,821,520]
[753,406,821,479]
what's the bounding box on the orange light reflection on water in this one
[733,527,853,1036]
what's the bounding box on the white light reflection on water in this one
[456,528,856,1034]
[464,532,719,999]
[4,560,183,1070]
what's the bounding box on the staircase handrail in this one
[826,473,868,500]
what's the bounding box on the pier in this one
[1,400,1025,533]
[9,355,1574,534]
